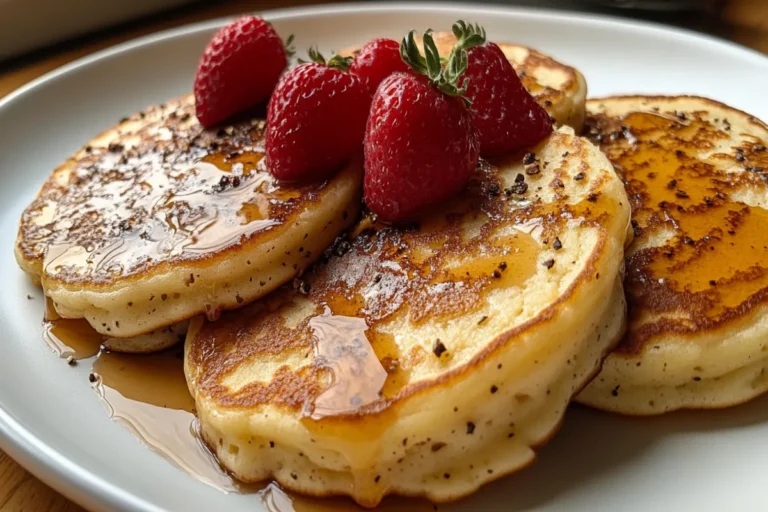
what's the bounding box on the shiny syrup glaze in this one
[587,109,768,352]
[187,158,561,419]
[43,298,103,359]
[18,95,316,285]
[188,128,625,425]
[43,308,431,510]
[305,308,388,420]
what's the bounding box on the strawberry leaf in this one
[399,22,488,103]
[451,20,487,51]
[305,46,352,71]
[284,34,296,59]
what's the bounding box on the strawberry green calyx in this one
[399,21,487,101]
[451,20,487,51]
[284,34,296,59]
[305,46,353,71]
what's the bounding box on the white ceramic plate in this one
[2,4,768,511]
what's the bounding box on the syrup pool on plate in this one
[40,299,433,511]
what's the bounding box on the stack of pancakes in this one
[16,33,768,507]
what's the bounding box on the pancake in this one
[16,94,363,344]
[576,96,768,415]
[185,126,631,506]
[341,32,588,131]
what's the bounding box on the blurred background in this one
[0,0,766,98]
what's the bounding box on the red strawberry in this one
[266,49,370,182]
[364,32,479,222]
[194,16,290,128]
[349,38,410,94]
[453,22,552,156]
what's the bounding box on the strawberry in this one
[364,31,479,222]
[452,21,552,157]
[266,49,370,182]
[349,38,410,94]
[194,16,291,128]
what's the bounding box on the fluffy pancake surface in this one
[185,127,630,506]
[576,96,768,414]
[342,32,587,131]
[16,94,362,340]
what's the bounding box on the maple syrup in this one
[19,98,314,285]
[588,110,768,348]
[41,301,431,511]
[43,298,103,360]
[304,308,387,420]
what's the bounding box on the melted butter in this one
[303,308,387,420]
[595,111,768,320]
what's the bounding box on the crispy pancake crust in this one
[340,32,587,131]
[576,96,768,414]
[186,127,631,506]
[16,95,362,340]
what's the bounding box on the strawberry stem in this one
[305,46,353,71]
[399,21,487,102]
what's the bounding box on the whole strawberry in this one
[266,49,370,182]
[453,21,552,156]
[349,38,411,94]
[194,16,291,128]
[364,31,479,222]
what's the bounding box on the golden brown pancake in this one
[185,127,631,506]
[576,95,768,414]
[16,95,362,347]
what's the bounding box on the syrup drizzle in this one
[305,308,387,420]
[89,347,242,492]
[21,97,315,285]
[43,298,102,360]
[42,304,431,510]
[588,109,768,350]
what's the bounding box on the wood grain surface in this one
[0,0,766,510]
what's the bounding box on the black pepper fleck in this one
[431,442,446,452]
[433,339,447,358]
[525,163,541,175]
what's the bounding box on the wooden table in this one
[0,0,765,510]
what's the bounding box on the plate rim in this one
[1,3,767,511]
